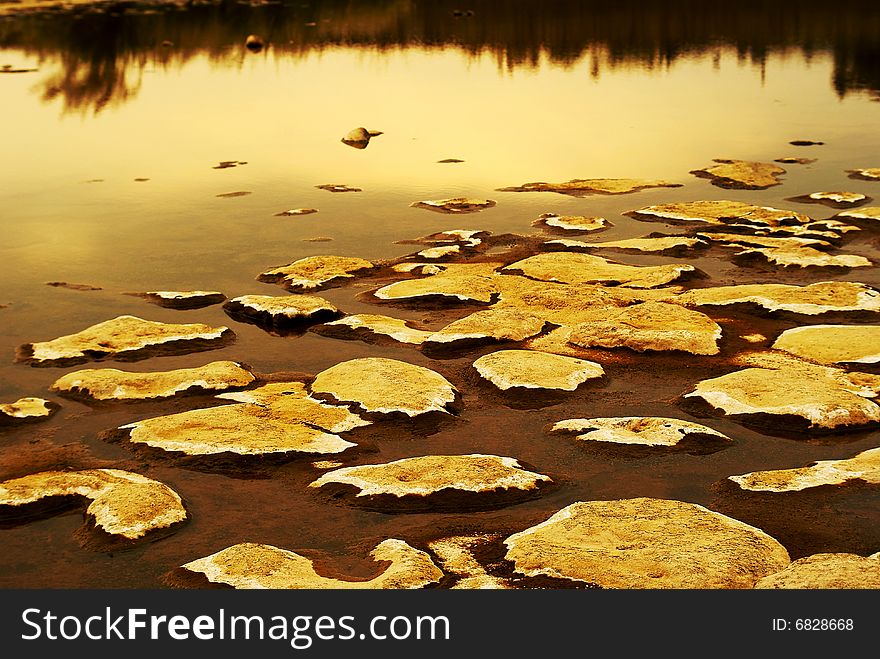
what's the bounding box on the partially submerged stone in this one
[730,447,880,494]
[374,263,501,304]
[223,294,340,327]
[135,290,226,310]
[847,168,880,181]
[733,245,871,269]
[546,236,704,255]
[788,191,869,208]
[566,302,721,355]
[533,213,610,232]
[181,539,442,589]
[472,349,604,391]
[315,184,362,192]
[628,200,809,227]
[775,157,816,165]
[690,159,786,189]
[772,325,880,365]
[341,127,382,149]
[503,253,695,288]
[683,357,880,432]
[428,535,510,589]
[119,397,358,457]
[275,208,317,216]
[310,454,551,505]
[310,357,458,416]
[0,397,59,425]
[551,417,730,448]
[675,281,880,315]
[696,232,830,250]
[410,198,496,214]
[834,206,880,226]
[50,361,255,402]
[497,178,682,196]
[755,553,880,589]
[0,469,187,540]
[790,140,824,146]
[417,245,461,259]
[408,229,486,248]
[424,308,547,349]
[503,498,789,588]
[46,281,101,291]
[216,191,252,198]
[17,315,233,367]
[259,255,374,291]
[312,314,433,345]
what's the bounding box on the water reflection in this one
[1,0,879,113]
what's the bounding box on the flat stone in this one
[690,159,786,189]
[312,314,433,345]
[835,206,880,226]
[120,390,361,456]
[551,416,731,448]
[503,498,789,588]
[424,308,547,348]
[730,446,880,493]
[503,253,695,288]
[374,263,501,303]
[223,294,340,327]
[259,256,374,291]
[428,535,510,589]
[417,245,461,259]
[683,358,880,432]
[533,213,610,232]
[215,381,370,433]
[733,246,871,269]
[16,315,233,367]
[181,539,442,589]
[310,357,458,417]
[772,325,880,365]
[46,281,102,291]
[788,192,869,208]
[0,469,187,540]
[846,168,880,181]
[316,184,362,192]
[546,236,705,255]
[275,208,317,216]
[472,349,604,391]
[628,200,809,227]
[567,302,721,355]
[675,281,880,315]
[410,198,496,214]
[696,232,830,250]
[413,229,486,247]
[0,397,59,424]
[755,553,880,589]
[497,178,682,196]
[50,361,255,402]
[310,454,551,500]
[137,290,226,310]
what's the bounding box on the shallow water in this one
[1,0,880,588]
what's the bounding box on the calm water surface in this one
[1,0,879,587]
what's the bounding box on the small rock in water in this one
[787,191,870,209]
[789,139,824,146]
[690,159,785,189]
[341,127,383,149]
[213,161,247,169]
[846,168,880,181]
[775,157,816,165]
[315,184,362,193]
[275,208,318,216]
[303,236,333,242]
[245,35,265,52]
[133,178,150,182]
[410,198,496,214]
[216,191,252,198]
[0,397,59,425]
[45,281,102,291]
[130,290,227,310]
[437,158,464,163]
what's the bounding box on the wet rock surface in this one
[754,553,880,589]
[310,454,552,511]
[771,325,880,364]
[690,159,786,189]
[472,349,604,391]
[178,539,442,589]
[0,397,59,425]
[503,498,790,588]
[223,294,341,330]
[16,315,234,367]
[50,361,255,402]
[729,447,880,492]
[259,256,375,292]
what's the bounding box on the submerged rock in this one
[0,397,59,425]
[50,361,255,402]
[310,454,551,508]
[134,290,226,310]
[472,349,604,391]
[675,281,880,315]
[846,168,880,181]
[503,253,695,288]
[181,539,441,589]
[533,213,610,232]
[729,447,880,493]
[682,355,880,432]
[410,198,496,214]
[315,184,362,193]
[551,416,731,448]
[424,308,547,350]
[312,314,433,345]
[0,469,187,541]
[16,315,233,367]
[566,302,721,355]
[503,498,789,588]
[223,294,341,328]
[310,357,458,417]
[755,553,880,589]
[772,325,880,365]
[259,255,374,292]
[497,178,681,196]
[690,159,785,189]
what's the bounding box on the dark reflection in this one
[1,0,879,113]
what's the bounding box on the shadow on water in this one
[1,0,879,113]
